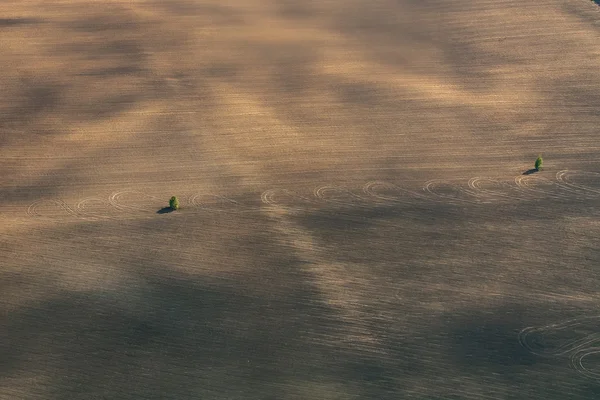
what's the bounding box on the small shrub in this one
[535,155,543,170]
[169,196,179,210]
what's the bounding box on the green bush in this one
[169,196,179,210]
[535,155,543,170]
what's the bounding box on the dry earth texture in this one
[2,0,600,398]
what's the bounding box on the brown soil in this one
[2,0,600,398]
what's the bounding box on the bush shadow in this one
[156,207,174,214]
[523,168,539,175]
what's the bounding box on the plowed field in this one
[2,0,600,398]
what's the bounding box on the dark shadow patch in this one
[578,382,600,398]
[276,0,316,19]
[147,0,245,25]
[348,358,393,385]
[0,229,355,399]
[333,81,382,106]
[7,190,600,398]
[562,0,600,27]
[546,78,600,119]
[77,66,145,77]
[74,94,139,121]
[450,313,538,371]
[0,78,64,141]
[67,15,139,33]
[329,0,528,95]
[56,40,146,65]
[436,33,529,90]
[204,64,238,79]
[23,85,61,115]
[291,200,471,270]
[235,41,318,98]
[0,18,41,27]
[156,207,174,214]
[523,168,539,175]
[96,40,144,57]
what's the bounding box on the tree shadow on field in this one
[523,168,539,175]
[1,272,339,399]
[4,218,424,400]
[6,206,600,398]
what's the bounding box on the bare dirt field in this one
[2,0,600,398]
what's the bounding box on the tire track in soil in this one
[571,347,600,382]
[108,190,162,214]
[556,170,600,199]
[313,185,371,209]
[513,175,574,201]
[519,316,600,382]
[362,181,428,205]
[26,170,600,221]
[76,197,122,220]
[467,177,530,203]
[423,179,483,205]
[261,188,321,213]
[26,199,80,220]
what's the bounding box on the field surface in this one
[2,0,600,398]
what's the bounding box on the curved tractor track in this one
[26,171,600,220]
[519,316,600,382]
